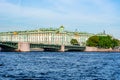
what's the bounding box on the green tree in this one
[86,36,99,47]
[86,35,120,49]
[70,39,79,45]
[118,40,120,46]
[98,36,112,48]
[112,39,120,48]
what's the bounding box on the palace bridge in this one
[0,41,85,52]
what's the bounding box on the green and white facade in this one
[0,26,98,46]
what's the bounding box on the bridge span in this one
[0,41,85,52]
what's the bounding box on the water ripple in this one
[0,52,120,80]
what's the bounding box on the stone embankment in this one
[85,46,120,52]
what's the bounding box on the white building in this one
[0,26,94,46]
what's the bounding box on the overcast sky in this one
[0,0,120,39]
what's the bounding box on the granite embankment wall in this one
[85,46,120,52]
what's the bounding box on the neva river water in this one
[0,52,120,80]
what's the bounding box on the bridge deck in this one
[0,41,85,52]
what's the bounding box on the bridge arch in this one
[0,44,16,51]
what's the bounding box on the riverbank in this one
[85,46,120,52]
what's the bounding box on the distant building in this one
[0,26,108,46]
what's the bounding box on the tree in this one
[98,36,112,48]
[86,35,120,49]
[86,36,99,47]
[112,39,120,48]
[70,39,79,45]
[118,40,120,46]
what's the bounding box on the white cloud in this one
[0,0,118,23]
[0,0,120,38]
[0,2,55,18]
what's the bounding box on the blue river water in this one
[0,52,120,80]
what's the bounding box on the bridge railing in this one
[0,41,18,48]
